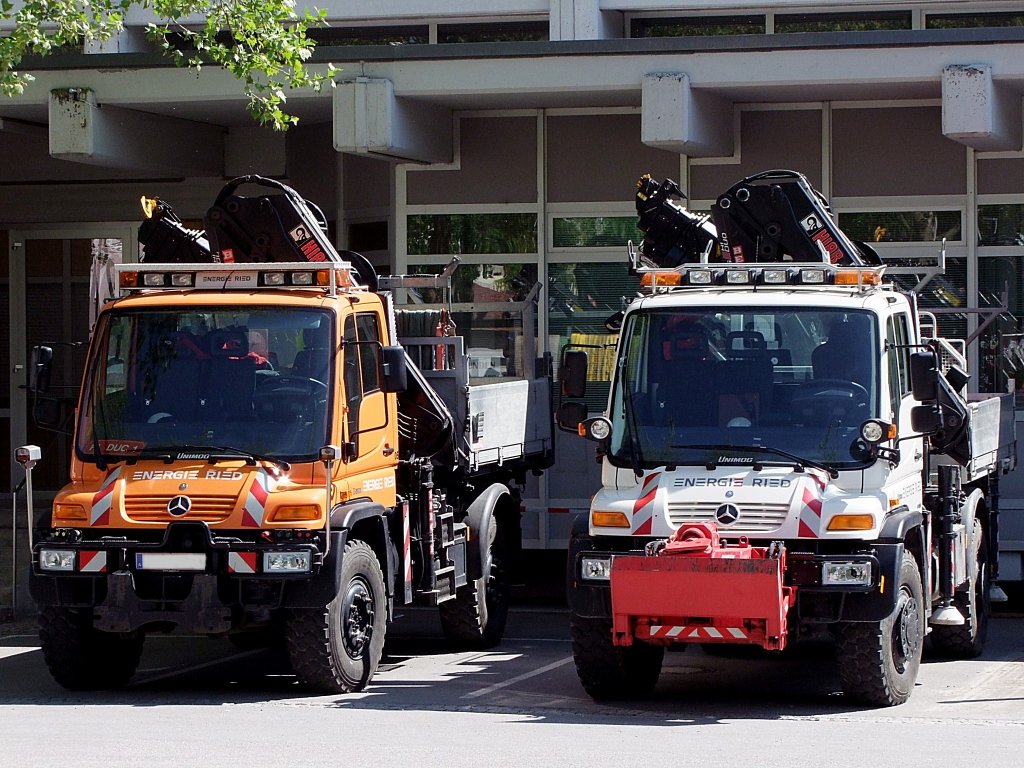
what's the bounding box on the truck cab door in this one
[881,313,925,498]
[339,310,398,502]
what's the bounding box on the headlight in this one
[263,551,312,573]
[580,556,612,581]
[822,561,872,586]
[39,549,76,572]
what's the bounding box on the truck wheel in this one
[570,615,663,700]
[38,606,144,690]
[835,552,924,706]
[931,523,989,658]
[285,540,387,693]
[438,517,509,649]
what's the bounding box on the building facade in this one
[2,1,1024,607]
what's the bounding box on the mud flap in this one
[610,547,794,651]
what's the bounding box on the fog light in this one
[823,561,872,586]
[39,549,76,572]
[170,273,194,287]
[799,268,826,284]
[726,269,751,284]
[291,272,315,286]
[762,268,788,284]
[263,551,312,572]
[264,272,286,286]
[142,272,166,287]
[686,269,713,285]
[581,556,612,581]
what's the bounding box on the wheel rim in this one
[891,586,922,673]
[341,576,375,660]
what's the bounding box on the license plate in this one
[135,552,207,571]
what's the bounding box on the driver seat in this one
[811,317,871,389]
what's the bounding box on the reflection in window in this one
[775,12,911,33]
[552,217,644,248]
[838,211,962,243]
[978,204,1024,246]
[307,26,428,46]
[631,15,765,37]
[979,255,1024,397]
[549,263,640,412]
[437,21,548,43]
[407,214,537,255]
[402,263,539,380]
[926,13,1024,29]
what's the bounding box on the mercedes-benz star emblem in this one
[167,495,192,517]
[715,503,740,526]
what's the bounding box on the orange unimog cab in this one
[26,178,552,693]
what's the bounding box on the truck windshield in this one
[608,306,880,471]
[76,307,334,464]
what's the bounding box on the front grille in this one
[124,495,236,522]
[666,501,790,532]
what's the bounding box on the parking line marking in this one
[462,655,574,699]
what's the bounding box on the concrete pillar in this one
[942,64,1022,152]
[333,78,452,164]
[641,73,734,158]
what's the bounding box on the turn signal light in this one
[269,505,321,522]
[641,272,682,287]
[53,502,87,522]
[591,510,630,528]
[826,514,875,531]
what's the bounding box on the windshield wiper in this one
[671,443,839,479]
[130,443,291,472]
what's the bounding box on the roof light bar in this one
[115,262,356,298]
[636,263,886,292]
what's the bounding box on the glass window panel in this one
[979,255,1024,398]
[978,204,1024,246]
[403,263,539,380]
[549,263,640,412]
[552,217,644,248]
[838,211,962,243]
[631,15,765,37]
[775,12,911,33]
[926,13,1024,29]
[437,21,548,43]
[307,26,428,46]
[407,213,537,255]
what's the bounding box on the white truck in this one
[559,171,1016,706]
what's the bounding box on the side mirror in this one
[560,349,588,398]
[909,350,938,402]
[29,345,54,393]
[910,404,941,434]
[32,395,66,430]
[381,346,407,393]
[556,402,588,433]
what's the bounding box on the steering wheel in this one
[790,378,870,424]
[254,375,328,421]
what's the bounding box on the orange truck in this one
[23,178,552,692]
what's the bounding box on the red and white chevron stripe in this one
[649,624,749,640]
[79,550,107,573]
[90,467,122,526]
[631,472,661,536]
[227,552,257,574]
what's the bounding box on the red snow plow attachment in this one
[610,523,795,651]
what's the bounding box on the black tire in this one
[570,614,664,700]
[835,552,924,707]
[38,606,144,690]
[931,522,989,658]
[438,518,510,649]
[285,540,387,693]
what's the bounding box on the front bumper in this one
[567,540,905,645]
[29,521,344,633]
